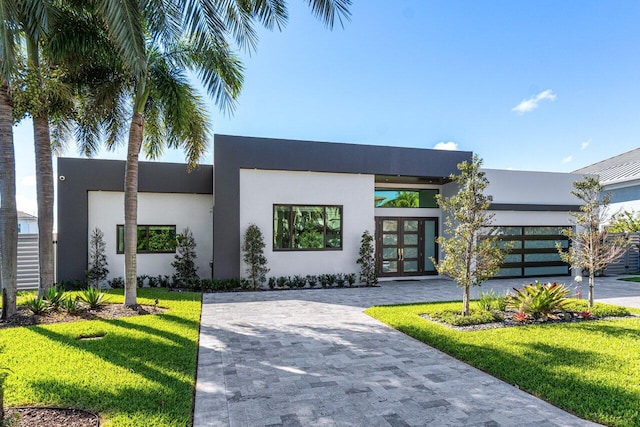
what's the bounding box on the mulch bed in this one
[4,407,99,427]
[0,303,166,329]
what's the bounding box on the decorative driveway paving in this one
[194,276,640,426]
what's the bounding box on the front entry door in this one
[376,217,438,277]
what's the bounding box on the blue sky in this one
[13,0,640,215]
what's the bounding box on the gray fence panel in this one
[17,234,40,290]
[605,232,640,275]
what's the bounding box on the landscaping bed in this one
[366,299,640,427]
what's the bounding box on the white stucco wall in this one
[490,210,572,226]
[483,169,584,205]
[239,169,375,277]
[88,191,213,280]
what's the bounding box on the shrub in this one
[563,299,630,317]
[276,276,288,289]
[292,275,306,289]
[172,228,199,286]
[306,275,318,288]
[240,278,251,291]
[27,297,51,315]
[242,224,269,290]
[86,228,109,287]
[80,287,110,309]
[477,289,507,311]
[61,297,81,314]
[44,287,65,311]
[357,230,378,287]
[345,273,357,287]
[136,275,148,288]
[57,279,88,291]
[430,309,502,326]
[267,277,276,290]
[508,282,570,320]
[513,311,528,323]
[156,275,171,288]
[335,273,345,288]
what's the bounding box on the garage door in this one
[492,226,571,278]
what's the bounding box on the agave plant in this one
[43,287,66,311]
[80,287,110,309]
[508,281,570,321]
[27,297,51,315]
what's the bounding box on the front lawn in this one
[0,288,202,427]
[619,276,640,282]
[366,301,640,427]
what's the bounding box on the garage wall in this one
[88,191,213,280]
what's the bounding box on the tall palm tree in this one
[0,0,27,318]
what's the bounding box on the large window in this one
[375,189,439,208]
[117,225,177,254]
[273,205,342,250]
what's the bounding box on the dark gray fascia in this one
[489,203,581,212]
[57,157,213,282]
[213,134,473,278]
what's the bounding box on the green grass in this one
[0,288,202,427]
[619,276,640,282]
[366,301,640,427]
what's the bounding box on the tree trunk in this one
[33,114,55,297]
[462,285,470,316]
[0,81,18,318]
[123,112,145,307]
[588,273,594,308]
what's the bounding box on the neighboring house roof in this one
[17,210,37,219]
[573,147,640,186]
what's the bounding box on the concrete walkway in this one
[193,275,640,426]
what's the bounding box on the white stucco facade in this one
[239,169,375,277]
[88,191,213,280]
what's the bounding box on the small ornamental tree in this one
[434,155,507,316]
[357,230,377,287]
[242,224,269,290]
[172,228,198,286]
[86,228,109,288]
[608,210,640,233]
[558,177,629,307]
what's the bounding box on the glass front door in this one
[376,217,438,277]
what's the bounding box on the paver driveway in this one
[194,276,640,426]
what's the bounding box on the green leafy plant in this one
[513,311,528,323]
[292,275,306,289]
[508,282,570,320]
[563,300,630,318]
[242,224,270,290]
[306,275,318,288]
[108,277,125,289]
[172,228,199,287]
[43,287,65,311]
[335,273,345,288]
[137,274,149,288]
[477,289,507,311]
[267,277,277,290]
[27,297,51,315]
[356,230,378,287]
[86,227,109,287]
[80,287,110,309]
[276,276,288,289]
[430,309,502,326]
[61,296,81,314]
[345,273,357,287]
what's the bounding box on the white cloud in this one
[562,155,573,164]
[21,175,36,187]
[16,195,38,215]
[433,141,458,151]
[512,89,557,114]
[581,140,590,150]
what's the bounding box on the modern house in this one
[57,135,584,284]
[573,147,640,221]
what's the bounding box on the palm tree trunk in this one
[124,112,144,307]
[0,81,18,319]
[33,113,55,297]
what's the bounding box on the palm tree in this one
[0,0,27,318]
[113,0,351,307]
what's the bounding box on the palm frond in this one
[95,0,146,76]
[0,0,19,80]
[303,0,351,29]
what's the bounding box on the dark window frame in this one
[491,225,572,278]
[273,204,343,251]
[374,188,440,208]
[116,224,177,254]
